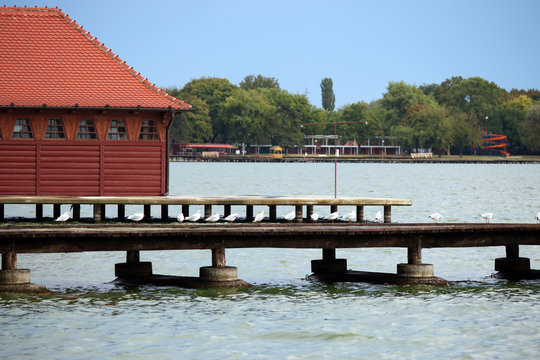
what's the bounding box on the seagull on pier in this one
[186,209,201,223]
[375,210,383,223]
[428,212,443,223]
[224,213,239,223]
[55,211,70,224]
[284,211,295,225]
[206,212,220,224]
[127,213,144,223]
[254,210,264,223]
[340,210,356,224]
[177,213,184,223]
[310,212,319,222]
[479,212,494,223]
[324,211,339,223]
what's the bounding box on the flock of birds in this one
[53,209,540,224]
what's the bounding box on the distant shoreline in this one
[170,155,540,164]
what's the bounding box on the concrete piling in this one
[115,250,153,278]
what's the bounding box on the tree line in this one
[165,75,540,155]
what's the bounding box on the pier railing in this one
[0,195,413,223]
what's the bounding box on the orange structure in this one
[482,131,510,157]
[0,6,191,196]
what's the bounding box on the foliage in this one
[217,89,274,145]
[169,94,212,143]
[523,105,540,152]
[381,81,437,132]
[320,78,336,112]
[239,74,280,90]
[163,75,539,154]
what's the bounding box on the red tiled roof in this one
[0,6,191,110]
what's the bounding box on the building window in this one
[77,119,97,139]
[139,120,159,140]
[45,119,65,139]
[107,119,128,140]
[12,119,33,139]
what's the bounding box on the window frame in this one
[12,118,34,139]
[139,120,159,140]
[76,119,98,140]
[107,119,128,140]
[44,118,66,139]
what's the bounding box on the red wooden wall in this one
[0,109,171,196]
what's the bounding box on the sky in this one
[10,0,540,108]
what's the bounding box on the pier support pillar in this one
[269,205,277,222]
[307,205,314,221]
[144,205,151,220]
[204,204,212,218]
[53,204,61,220]
[72,204,81,221]
[0,243,47,293]
[384,206,391,223]
[115,250,153,278]
[161,205,168,222]
[36,204,43,220]
[397,240,434,278]
[311,248,347,274]
[93,204,105,222]
[295,205,303,223]
[118,204,125,221]
[246,205,253,221]
[495,245,531,273]
[199,246,238,282]
[356,206,364,222]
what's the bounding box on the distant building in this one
[0,6,190,195]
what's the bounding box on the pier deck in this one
[0,223,538,253]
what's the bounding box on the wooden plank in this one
[0,224,536,254]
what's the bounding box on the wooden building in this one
[0,6,191,196]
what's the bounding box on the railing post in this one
[356,205,364,222]
[36,204,43,220]
[269,205,277,222]
[161,204,168,222]
[144,205,151,220]
[204,204,212,218]
[118,204,125,221]
[246,205,253,221]
[384,205,391,223]
[53,204,61,219]
[295,205,303,223]
[72,204,81,221]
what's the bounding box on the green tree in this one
[451,113,482,156]
[337,102,382,142]
[217,89,274,145]
[381,81,437,132]
[179,77,238,142]
[320,77,335,111]
[260,88,311,148]
[523,105,540,152]
[169,94,212,144]
[434,76,505,121]
[239,74,280,90]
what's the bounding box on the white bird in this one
[55,211,70,223]
[375,210,382,223]
[177,213,184,223]
[428,212,443,223]
[127,212,144,223]
[254,210,264,222]
[206,212,220,224]
[224,213,239,223]
[479,212,494,223]
[324,211,340,223]
[186,209,201,223]
[310,212,319,222]
[340,210,356,224]
[284,211,295,225]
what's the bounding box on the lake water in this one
[1,163,539,359]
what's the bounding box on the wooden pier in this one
[0,195,538,292]
[0,195,412,223]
